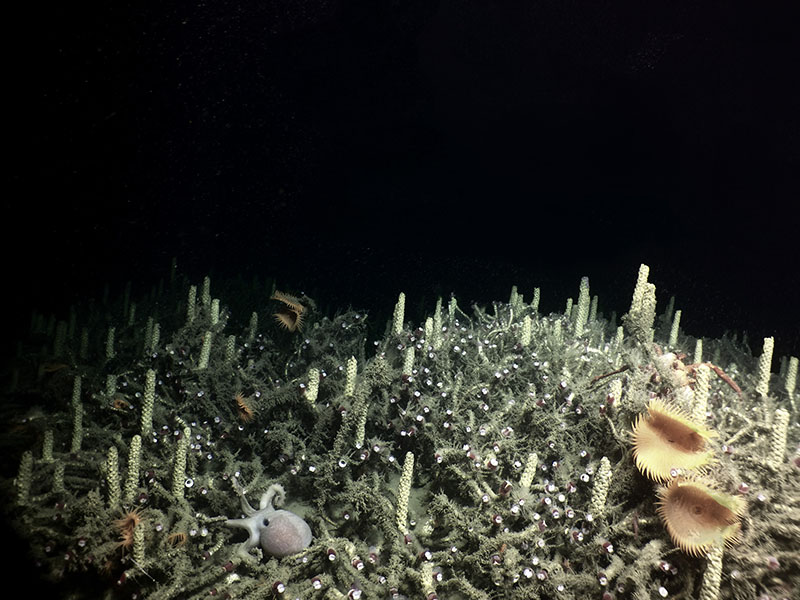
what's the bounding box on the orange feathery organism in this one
[167,531,188,548]
[271,290,306,332]
[234,392,255,422]
[271,290,305,314]
[110,395,132,412]
[113,507,144,551]
[656,478,744,556]
[631,398,716,482]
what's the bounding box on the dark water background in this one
[6,2,799,358]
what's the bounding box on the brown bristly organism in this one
[631,398,716,482]
[110,395,132,412]
[271,290,306,332]
[656,477,744,556]
[234,392,255,422]
[167,531,188,548]
[113,507,144,552]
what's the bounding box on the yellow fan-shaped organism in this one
[656,477,744,556]
[632,398,716,482]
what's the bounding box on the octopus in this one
[225,482,312,560]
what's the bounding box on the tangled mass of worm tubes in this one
[2,265,798,600]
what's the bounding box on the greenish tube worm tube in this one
[106,446,120,508]
[140,369,156,438]
[123,435,142,505]
[172,426,191,498]
[70,376,83,453]
[396,452,415,535]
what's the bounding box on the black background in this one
[6,1,799,356]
